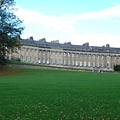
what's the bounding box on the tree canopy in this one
[0,0,24,66]
[114,65,120,71]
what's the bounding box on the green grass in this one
[0,68,120,119]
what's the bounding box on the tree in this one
[0,0,24,66]
[114,65,120,71]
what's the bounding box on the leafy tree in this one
[114,65,120,71]
[0,0,24,66]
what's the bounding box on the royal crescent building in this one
[11,37,120,71]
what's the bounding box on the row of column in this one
[19,48,120,68]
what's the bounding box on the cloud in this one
[65,32,120,47]
[15,7,75,31]
[73,5,120,21]
[108,2,118,6]
[15,4,120,30]
[14,5,120,47]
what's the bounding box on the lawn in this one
[0,68,120,119]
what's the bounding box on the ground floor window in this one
[76,61,78,66]
[84,61,86,66]
[88,62,90,67]
[42,58,45,63]
[107,62,110,67]
[72,60,74,65]
[50,59,53,64]
[80,61,82,66]
[92,62,95,67]
[101,63,103,67]
[64,60,66,65]
[34,57,36,63]
[55,59,57,64]
[38,58,40,63]
[59,59,62,65]
[46,58,49,64]
[30,57,32,62]
[68,60,70,65]
[53,59,55,64]
[96,62,99,67]
[26,56,28,62]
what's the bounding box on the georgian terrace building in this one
[12,37,120,71]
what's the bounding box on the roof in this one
[20,39,120,53]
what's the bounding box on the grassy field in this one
[0,68,120,120]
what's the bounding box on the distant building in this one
[11,38,120,71]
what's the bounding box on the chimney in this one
[39,38,46,42]
[51,40,59,43]
[64,42,71,44]
[28,36,34,40]
[83,42,89,46]
[106,44,110,47]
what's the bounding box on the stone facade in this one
[11,38,120,71]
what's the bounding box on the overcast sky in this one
[14,0,120,47]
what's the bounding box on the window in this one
[34,49,36,53]
[84,54,87,58]
[61,59,63,64]
[96,62,99,67]
[92,62,95,67]
[107,55,110,59]
[21,56,24,62]
[26,56,28,62]
[64,60,66,65]
[59,52,63,56]
[76,61,78,66]
[107,62,110,67]
[114,56,116,59]
[26,48,28,52]
[88,62,90,67]
[30,49,32,52]
[46,51,49,55]
[68,60,70,65]
[76,54,78,57]
[34,57,36,63]
[101,55,104,58]
[53,59,55,64]
[68,53,70,57]
[72,60,74,65]
[38,50,41,53]
[22,48,24,51]
[80,54,83,58]
[96,55,99,59]
[64,52,66,56]
[55,59,57,64]
[92,55,95,58]
[42,51,45,55]
[118,56,120,59]
[101,63,103,67]
[72,53,74,57]
[30,57,32,62]
[84,61,86,66]
[80,61,82,66]
[42,58,45,63]
[88,54,91,58]
[55,51,58,55]
[50,59,53,64]
[58,59,61,64]
[46,58,49,64]
[50,51,53,55]
[38,58,40,63]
